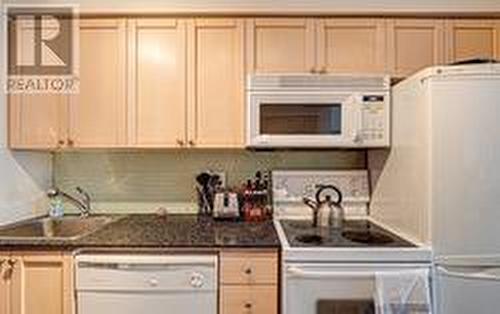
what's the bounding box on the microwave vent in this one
[248,74,390,90]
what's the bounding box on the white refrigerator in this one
[368,63,500,314]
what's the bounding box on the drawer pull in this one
[244,302,252,309]
[148,278,159,287]
[244,267,252,275]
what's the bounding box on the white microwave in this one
[246,74,391,148]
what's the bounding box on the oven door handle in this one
[286,266,374,279]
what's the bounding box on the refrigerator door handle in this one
[437,265,500,282]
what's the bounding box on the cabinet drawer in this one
[220,252,278,285]
[220,285,277,314]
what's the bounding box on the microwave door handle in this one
[437,265,500,282]
[347,96,362,144]
[286,266,374,279]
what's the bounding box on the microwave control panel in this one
[358,94,389,145]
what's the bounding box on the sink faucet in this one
[47,187,92,217]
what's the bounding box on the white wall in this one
[4,0,500,14]
[0,0,52,225]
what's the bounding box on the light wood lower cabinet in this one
[0,255,9,314]
[0,252,73,314]
[221,251,278,285]
[221,285,277,314]
[220,250,278,314]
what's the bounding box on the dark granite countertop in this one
[0,214,280,250]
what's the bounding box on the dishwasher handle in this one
[77,262,213,271]
[76,254,217,270]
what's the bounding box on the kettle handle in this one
[315,185,343,205]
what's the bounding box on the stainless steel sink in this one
[0,216,116,240]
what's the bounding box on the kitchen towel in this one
[375,268,432,314]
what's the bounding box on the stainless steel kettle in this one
[303,184,344,228]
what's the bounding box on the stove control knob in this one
[190,272,205,288]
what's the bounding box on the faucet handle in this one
[75,187,91,214]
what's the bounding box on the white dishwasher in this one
[75,254,217,314]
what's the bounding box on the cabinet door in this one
[317,18,386,74]
[187,19,245,148]
[128,19,187,148]
[220,251,278,285]
[10,252,71,314]
[7,17,67,149]
[387,19,445,77]
[9,94,67,149]
[445,19,500,63]
[69,19,127,148]
[0,255,9,314]
[220,285,278,314]
[246,18,315,73]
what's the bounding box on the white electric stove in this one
[272,170,432,314]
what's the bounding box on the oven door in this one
[284,263,429,314]
[247,93,359,148]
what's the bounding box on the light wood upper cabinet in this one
[128,19,187,147]
[187,19,245,148]
[4,252,72,314]
[445,19,500,63]
[69,18,128,148]
[317,18,386,74]
[246,18,315,73]
[387,19,445,77]
[8,16,500,150]
[9,94,67,149]
[7,17,68,150]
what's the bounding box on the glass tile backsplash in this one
[54,150,365,206]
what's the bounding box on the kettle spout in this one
[303,197,320,228]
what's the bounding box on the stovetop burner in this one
[280,219,416,248]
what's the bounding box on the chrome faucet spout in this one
[47,187,92,217]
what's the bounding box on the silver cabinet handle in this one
[437,265,500,282]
